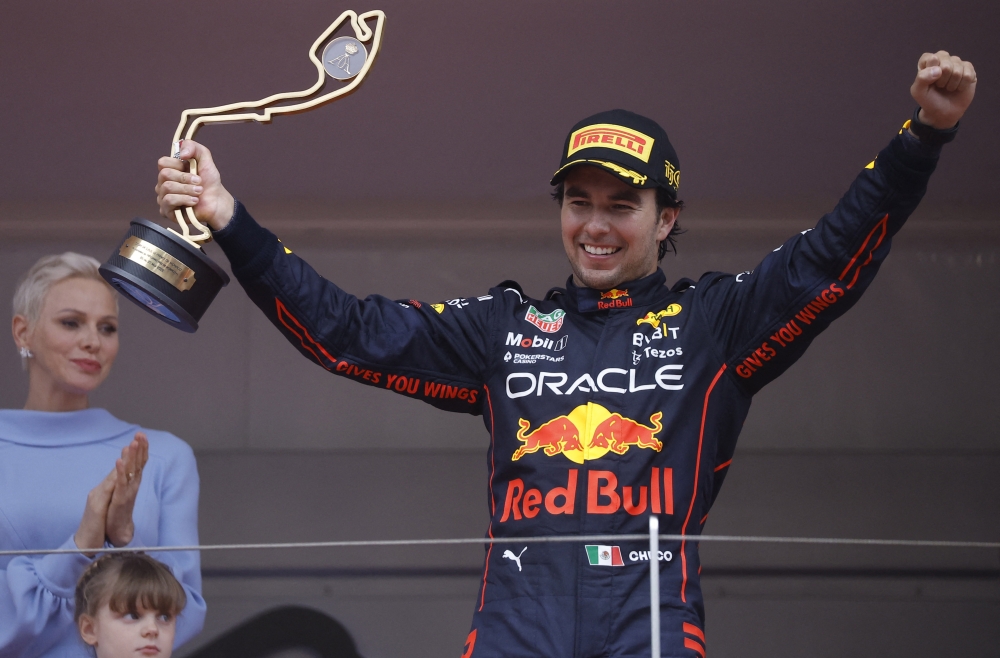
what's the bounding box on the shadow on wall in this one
[185,606,362,658]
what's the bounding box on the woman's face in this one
[24,278,119,396]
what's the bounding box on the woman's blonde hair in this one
[74,552,186,625]
[12,252,114,324]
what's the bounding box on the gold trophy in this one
[100,10,386,332]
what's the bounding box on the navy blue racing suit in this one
[213,126,941,657]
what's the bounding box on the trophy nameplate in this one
[101,9,386,332]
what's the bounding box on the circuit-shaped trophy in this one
[100,10,386,332]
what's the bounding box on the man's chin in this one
[573,267,625,290]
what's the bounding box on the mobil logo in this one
[512,402,662,464]
[506,332,568,351]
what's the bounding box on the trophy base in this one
[99,218,230,333]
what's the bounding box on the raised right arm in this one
[157,148,500,413]
[212,203,498,413]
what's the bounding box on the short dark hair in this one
[75,552,186,624]
[551,183,685,260]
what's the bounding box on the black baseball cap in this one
[550,109,681,198]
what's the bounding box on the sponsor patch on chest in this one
[525,305,566,333]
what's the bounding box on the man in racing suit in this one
[156,51,976,657]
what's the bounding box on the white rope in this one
[2,533,998,557]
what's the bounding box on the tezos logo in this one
[506,332,568,351]
[525,306,566,333]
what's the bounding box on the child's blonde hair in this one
[75,552,186,624]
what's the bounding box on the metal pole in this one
[650,515,660,658]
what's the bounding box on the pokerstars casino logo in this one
[525,305,566,333]
[567,123,654,163]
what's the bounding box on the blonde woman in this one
[1,253,204,657]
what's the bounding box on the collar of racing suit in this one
[547,268,674,313]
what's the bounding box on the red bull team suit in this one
[212,127,942,657]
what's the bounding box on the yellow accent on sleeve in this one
[431,303,445,314]
[864,160,875,169]
[284,246,293,254]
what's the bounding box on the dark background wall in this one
[1,0,998,209]
[1,1,998,657]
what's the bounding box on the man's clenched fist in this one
[911,50,976,129]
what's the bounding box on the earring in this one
[19,346,33,359]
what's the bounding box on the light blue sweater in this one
[0,408,205,657]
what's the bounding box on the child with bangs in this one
[75,553,186,658]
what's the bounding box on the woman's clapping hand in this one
[73,433,149,556]
[106,433,149,547]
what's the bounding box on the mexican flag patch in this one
[585,545,624,566]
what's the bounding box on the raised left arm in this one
[699,51,977,394]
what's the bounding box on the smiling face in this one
[13,277,119,409]
[79,605,176,658]
[560,165,677,290]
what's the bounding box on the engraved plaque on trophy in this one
[100,10,386,332]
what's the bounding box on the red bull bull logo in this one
[513,403,663,463]
[597,288,633,309]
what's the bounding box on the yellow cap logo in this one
[567,124,654,163]
[664,161,680,189]
[596,161,647,186]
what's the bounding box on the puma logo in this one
[502,547,527,572]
